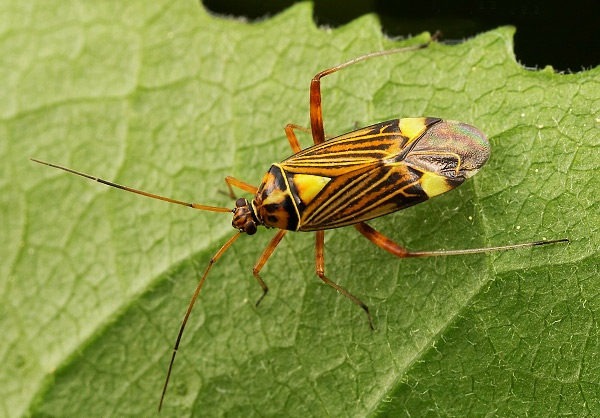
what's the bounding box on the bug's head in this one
[232,197,258,235]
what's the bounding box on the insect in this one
[31,35,568,411]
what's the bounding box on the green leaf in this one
[2,1,598,416]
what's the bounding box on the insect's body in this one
[246,117,489,232]
[30,34,568,411]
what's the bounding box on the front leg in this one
[252,229,287,306]
[224,176,258,199]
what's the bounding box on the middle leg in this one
[315,230,374,329]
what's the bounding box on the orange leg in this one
[315,230,374,329]
[284,124,309,153]
[224,176,258,199]
[159,231,242,411]
[285,123,334,153]
[252,229,288,306]
[354,222,569,258]
[308,36,438,145]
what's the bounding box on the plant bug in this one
[31,34,568,411]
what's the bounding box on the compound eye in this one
[245,221,257,235]
[235,198,247,207]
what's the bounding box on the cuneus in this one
[31,34,568,411]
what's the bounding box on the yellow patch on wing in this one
[399,118,428,144]
[292,174,331,205]
[420,171,452,198]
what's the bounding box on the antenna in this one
[30,158,232,213]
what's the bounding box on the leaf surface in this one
[2,1,598,416]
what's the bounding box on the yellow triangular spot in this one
[292,174,331,204]
[420,172,452,197]
[399,118,427,144]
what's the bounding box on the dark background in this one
[203,0,599,72]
